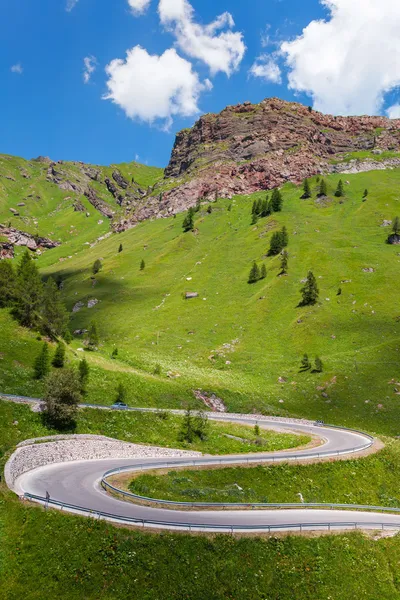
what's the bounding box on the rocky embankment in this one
[5,435,201,490]
[0,224,60,258]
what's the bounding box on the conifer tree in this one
[0,260,15,307]
[92,259,102,275]
[302,178,312,199]
[63,329,73,344]
[140,259,145,270]
[261,198,269,218]
[280,250,289,274]
[115,382,127,404]
[314,356,323,373]
[255,199,263,215]
[251,212,258,225]
[251,200,257,215]
[281,226,289,247]
[182,207,195,232]
[112,348,118,359]
[193,410,209,441]
[79,358,90,393]
[260,264,267,279]
[118,243,123,253]
[363,189,368,198]
[195,198,201,212]
[300,354,311,372]
[178,406,195,443]
[42,277,68,338]
[44,368,81,430]
[318,179,328,197]
[271,188,283,212]
[393,216,400,235]
[14,250,44,329]
[248,261,261,283]
[87,321,99,350]
[334,179,345,197]
[300,271,319,306]
[207,205,212,214]
[34,342,50,380]
[52,341,66,368]
[268,231,284,256]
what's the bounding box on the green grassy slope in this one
[1,166,400,433]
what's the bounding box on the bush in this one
[44,368,81,430]
[92,259,102,275]
[34,343,50,380]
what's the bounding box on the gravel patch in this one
[5,435,201,490]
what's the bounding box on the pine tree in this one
[302,178,312,199]
[34,342,50,380]
[52,341,66,368]
[193,410,209,441]
[79,359,90,393]
[393,216,400,235]
[112,348,118,359]
[318,179,328,197]
[255,199,263,215]
[280,250,289,274]
[44,368,81,430]
[87,321,99,350]
[268,231,284,256]
[178,407,195,443]
[248,261,261,283]
[260,198,269,217]
[140,259,145,270]
[0,260,15,307]
[195,198,201,212]
[271,188,283,212]
[115,382,127,404]
[182,207,195,232]
[118,243,123,253]
[13,250,44,329]
[260,264,267,279]
[251,212,258,225]
[63,329,73,344]
[300,271,319,306]
[300,354,312,372]
[92,259,102,275]
[251,200,257,215]
[334,179,345,197]
[207,205,212,214]
[314,356,323,373]
[363,189,368,198]
[41,277,68,338]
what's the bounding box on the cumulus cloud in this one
[83,56,97,84]
[104,46,211,127]
[11,63,23,75]
[250,55,282,84]
[280,0,400,116]
[387,104,400,119]
[128,0,152,15]
[66,0,79,11]
[158,0,246,76]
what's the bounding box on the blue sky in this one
[2,0,400,168]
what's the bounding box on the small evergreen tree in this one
[334,179,345,197]
[300,354,312,372]
[255,199,263,215]
[112,348,118,359]
[178,407,195,443]
[115,383,127,404]
[154,363,161,375]
[261,196,271,217]
[44,368,81,430]
[271,188,283,212]
[251,200,257,215]
[140,259,145,271]
[207,205,212,214]
[268,231,284,256]
[63,329,73,344]
[302,178,312,199]
[248,261,261,283]
[34,343,50,380]
[254,423,261,436]
[92,259,102,275]
[314,356,323,373]
[280,250,289,274]
[79,358,90,393]
[260,264,267,279]
[118,243,123,253]
[363,189,368,198]
[195,198,201,212]
[52,341,65,368]
[281,226,289,247]
[193,410,209,441]
[392,216,400,235]
[182,207,195,232]
[42,277,68,338]
[318,179,328,197]
[300,271,319,306]
[87,321,99,350]
[251,212,258,225]
[0,260,15,307]
[13,250,43,329]
[227,204,232,212]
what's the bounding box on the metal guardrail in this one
[23,493,400,533]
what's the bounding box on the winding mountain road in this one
[10,408,400,534]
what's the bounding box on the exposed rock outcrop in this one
[0,225,60,257]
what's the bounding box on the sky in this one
[2,0,400,168]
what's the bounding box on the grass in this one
[127,440,400,506]
[2,168,400,434]
[0,400,309,458]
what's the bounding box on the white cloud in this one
[11,63,23,75]
[387,104,400,119]
[250,55,282,84]
[83,56,97,84]
[104,46,211,127]
[280,0,400,116]
[158,0,246,76]
[66,0,79,11]
[128,0,152,15]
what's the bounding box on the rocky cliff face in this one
[131,97,400,222]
